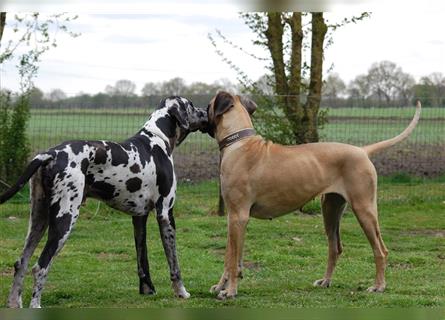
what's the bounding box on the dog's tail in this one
[362,100,421,157]
[0,153,53,204]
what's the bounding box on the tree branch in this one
[0,12,6,44]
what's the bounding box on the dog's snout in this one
[198,108,208,123]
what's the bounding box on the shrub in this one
[0,91,30,192]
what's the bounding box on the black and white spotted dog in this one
[0,97,208,308]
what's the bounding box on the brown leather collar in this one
[218,128,256,151]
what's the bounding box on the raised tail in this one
[362,100,422,157]
[0,153,53,204]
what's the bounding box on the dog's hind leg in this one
[29,174,84,308]
[7,171,49,308]
[155,196,190,299]
[314,193,347,289]
[132,215,156,295]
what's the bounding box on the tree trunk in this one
[265,12,327,145]
[286,12,305,144]
[265,12,288,96]
[303,12,327,143]
[0,12,6,44]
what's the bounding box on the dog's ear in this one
[169,106,190,130]
[237,95,257,115]
[214,91,235,118]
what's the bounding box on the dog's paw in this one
[313,278,331,288]
[172,281,191,299]
[29,302,42,308]
[140,282,156,296]
[210,284,223,294]
[6,298,23,308]
[176,288,191,299]
[366,285,385,293]
[141,288,156,296]
[216,289,236,300]
[176,291,191,299]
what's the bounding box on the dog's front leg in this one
[156,199,190,299]
[214,210,249,300]
[132,215,156,295]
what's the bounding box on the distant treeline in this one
[28,93,216,110]
[12,60,445,109]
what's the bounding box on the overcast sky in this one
[0,6,444,95]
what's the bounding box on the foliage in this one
[412,72,445,108]
[0,13,79,190]
[0,92,30,190]
[0,13,79,91]
[209,13,369,145]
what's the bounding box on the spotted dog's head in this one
[157,96,208,146]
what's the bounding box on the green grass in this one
[1,178,444,307]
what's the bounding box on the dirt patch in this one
[173,143,444,183]
[389,262,413,270]
[0,268,13,277]
[401,229,445,238]
[243,261,261,271]
[174,151,219,182]
[96,252,131,261]
[371,144,445,178]
[211,248,226,257]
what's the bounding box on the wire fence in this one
[1,95,444,213]
[24,96,445,179]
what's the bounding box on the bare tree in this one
[141,82,162,96]
[323,73,346,99]
[106,79,137,96]
[352,61,415,107]
[348,74,371,107]
[161,77,186,95]
[47,88,67,102]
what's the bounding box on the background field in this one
[23,106,445,182]
[1,177,444,307]
[27,107,445,151]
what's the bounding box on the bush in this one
[250,95,329,145]
[0,91,30,192]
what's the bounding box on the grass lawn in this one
[0,177,444,308]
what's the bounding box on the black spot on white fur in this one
[152,145,173,198]
[108,142,129,166]
[126,177,142,193]
[130,163,141,173]
[155,116,176,139]
[94,147,107,164]
[90,181,116,200]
